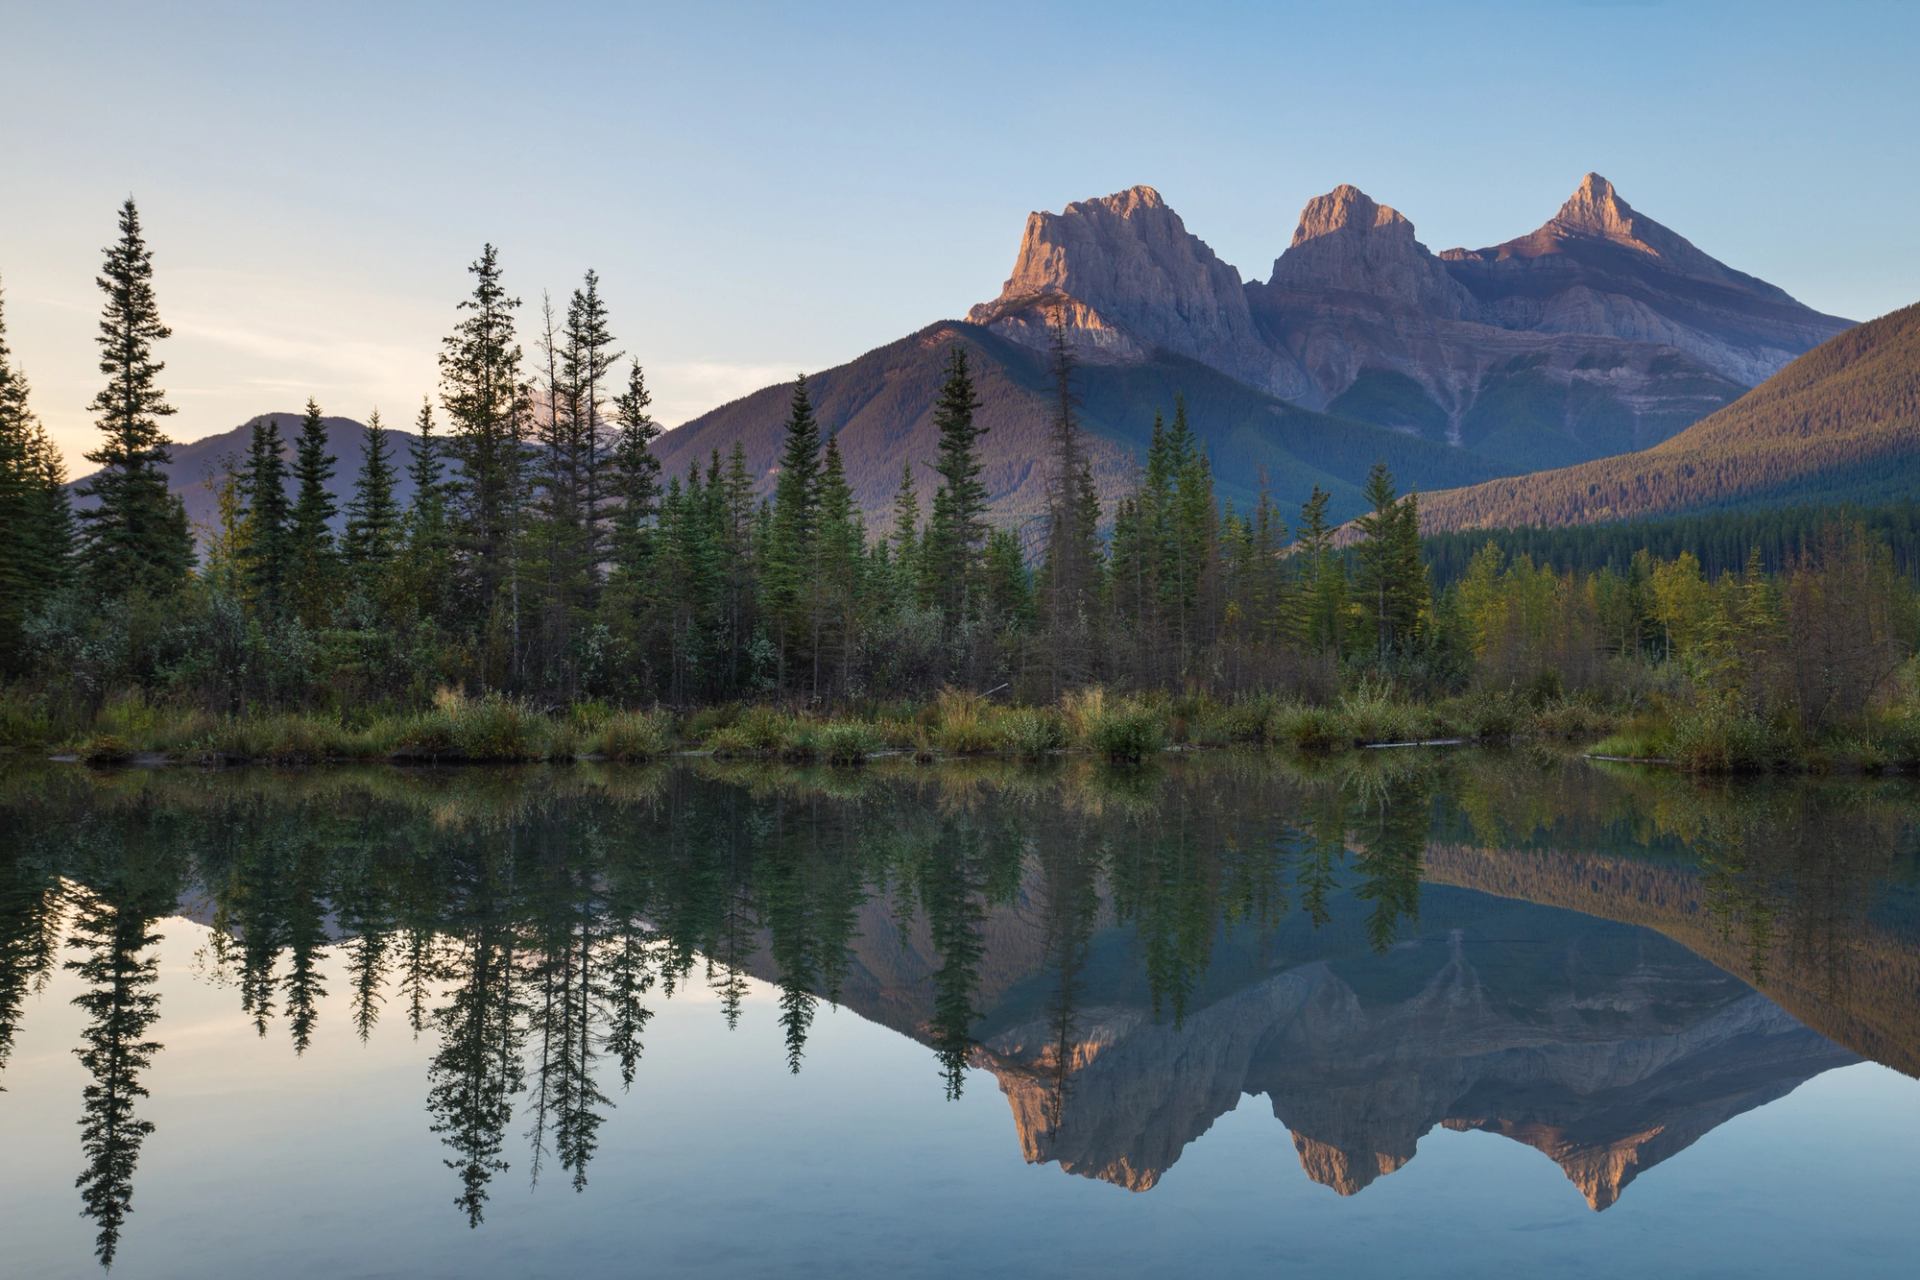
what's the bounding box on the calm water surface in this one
[1,752,1917,1278]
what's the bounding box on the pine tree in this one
[344,410,402,569]
[1039,306,1101,692]
[1354,463,1425,664]
[403,397,453,620]
[0,283,73,668]
[287,398,339,623]
[76,198,191,597]
[238,413,292,613]
[1288,486,1346,657]
[922,344,988,631]
[532,292,591,689]
[565,270,620,573]
[888,459,920,597]
[440,244,528,677]
[814,437,864,693]
[607,360,661,583]
[765,375,822,687]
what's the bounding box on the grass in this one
[12,678,1912,775]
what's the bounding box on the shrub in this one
[1274,704,1345,753]
[1668,704,1789,773]
[1337,678,1426,745]
[1190,696,1275,747]
[1066,690,1168,762]
[1001,708,1065,758]
[819,721,882,765]
[0,689,58,750]
[597,709,674,762]
[79,734,134,767]
[932,688,1002,754]
[705,706,793,757]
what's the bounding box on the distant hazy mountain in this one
[1414,301,1920,533]
[69,413,413,540]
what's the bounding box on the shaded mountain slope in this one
[1413,303,1920,532]
[68,413,406,539]
[655,321,1511,530]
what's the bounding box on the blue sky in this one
[4,0,1916,463]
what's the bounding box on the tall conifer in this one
[76,199,191,596]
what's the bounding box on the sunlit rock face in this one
[967,184,1303,398]
[969,177,1846,465]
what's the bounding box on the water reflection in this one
[0,754,1915,1269]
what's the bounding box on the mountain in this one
[666,174,1846,523]
[81,175,1849,539]
[1240,176,1797,471]
[68,413,412,538]
[656,321,1509,532]
[1413,302,1920,533]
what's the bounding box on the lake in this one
[2,752,1917,1278]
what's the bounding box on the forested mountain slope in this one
[656,321,1510,530]
[1413,303,1920,533]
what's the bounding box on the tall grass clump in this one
[819,721,883,765]
[596,709,675,762]
[391,690,556,762]
[931,688,1002,754]
[1668,703,1789,773]
[1271,702,1346,753]
[0,689,58,750]
[1336,677,1431,745]
[1063,688,1169,762]
[1001,707,1065,758]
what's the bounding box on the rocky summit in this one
[968,174,1851,471]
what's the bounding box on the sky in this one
[3,0,1916,468]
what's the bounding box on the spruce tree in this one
[288,398,339,622]
[564,270,620,570]
[0,281,72,666]
[344,410,402,569]
[765,374,822,686]
[76,198,191,597]
[816,436,864,692]
[922,344,988,630]
[1353,463,1426,664]
[1039,307,1101,691]
[439,244,527,673]
[238,413,292,613]
[404,397,453,619]
[607,359,661,583]
[888,459,920,600]
[1288,486,1346,657]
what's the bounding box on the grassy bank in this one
[7,683,1918,774]
[1,683,1608,768]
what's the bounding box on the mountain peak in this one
[1291,184,1412,247]
[1264,184,1471,317]
[1551,171,1640,242]
[968,184,1286,394]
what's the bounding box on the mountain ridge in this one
[1413,301,1920,533]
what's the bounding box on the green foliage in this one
[595,709,673,762]
[75,199,192,600]
[818,721,882,765]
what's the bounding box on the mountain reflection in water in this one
[1,752,1916,1272]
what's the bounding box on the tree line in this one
[2,199,1916,730]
